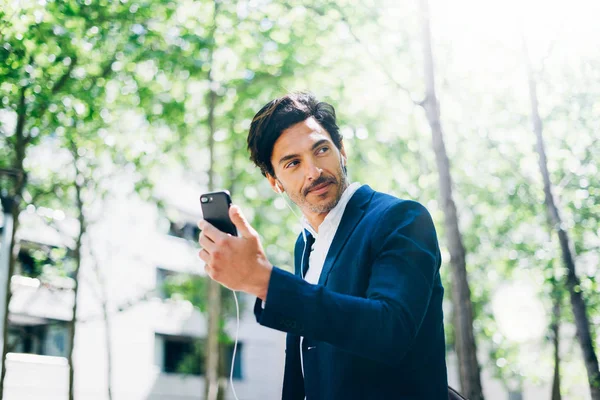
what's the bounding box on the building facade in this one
[1,191,286,400]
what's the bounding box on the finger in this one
[199,249,210,264]
[229,205,256,238]
[203,262,217,281]
[198,219,227,243]
[199,232,216,253]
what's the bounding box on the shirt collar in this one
[302,182,362,238]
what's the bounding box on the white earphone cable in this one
[276,187,309,385]
[228,188,306,400]
[229,289,240,400]
[276,186,308,252]
[228,161,348,398]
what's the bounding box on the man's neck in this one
[303,181,350,234]
[304,212,329,234]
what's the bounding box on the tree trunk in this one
[204,2,221,398]
[227,118,238,198]
[206,280,221,400]
[0,85,28,400]
[67,145,87,400]
[417,1,484,399]
[91,248,114,400]
[523,38,600,400]
[551,292,562,400]
[102,298,114,400]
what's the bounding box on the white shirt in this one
[299,182,362,389]
[302,182,362,284]
[260,182,363,391]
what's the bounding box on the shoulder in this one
[365,190,433,226]
[365,191,440,262]
[363,191,438,253]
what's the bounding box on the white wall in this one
[4,192,286,400]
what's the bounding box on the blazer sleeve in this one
[253,200,441,367]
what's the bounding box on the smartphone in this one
[200,190,237,236]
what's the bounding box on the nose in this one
[305,161,322,181]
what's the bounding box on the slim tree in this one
[550,287,562,400]
[305,1,485,396]
[204,1,222,398]
[414,1,485,397]
[0,2,164,395]
[66,138,86,400]
[0,44,76,400]
[522,36,600,400]
[88,244,114,400]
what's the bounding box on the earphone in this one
[228,160,346,399]
[227,178,305,400]
[229,290,241,400]
[274,182,308,276]
[273,181,310,382]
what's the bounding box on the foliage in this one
[1,0,599,396]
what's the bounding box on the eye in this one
[285,160,299,169]
[317,146,329,154]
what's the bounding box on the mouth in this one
[308,181,333,196]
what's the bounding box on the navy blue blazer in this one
[254,185,448,399]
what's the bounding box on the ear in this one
[266,173,283,194]
[339,142,347,166]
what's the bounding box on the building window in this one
[7,321,69,357]
[15,243,72,279]
[156,267,175,300]
[17,251,38,277]
[168,221,200,242]
[164,338,189,373]
[13,325,45,354]
[155,334,243,379]
[156,267,204,302]
[157,334,204,375]
[225,342,243,380]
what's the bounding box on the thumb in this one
[229,205,255,238]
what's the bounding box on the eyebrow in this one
[278,139,331,166]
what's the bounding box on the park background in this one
[1,0,599,399]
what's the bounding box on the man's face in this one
[268,117,348,218]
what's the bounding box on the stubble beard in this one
[288,165,349,215]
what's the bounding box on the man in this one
[198,92,448,399]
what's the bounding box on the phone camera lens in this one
[201,197,208,203]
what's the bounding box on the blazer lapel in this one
[294,230,313,277]
[302,233,315,277]
[318,185,374,286]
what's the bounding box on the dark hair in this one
[247,92,342,177]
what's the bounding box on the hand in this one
[198,205,273,300]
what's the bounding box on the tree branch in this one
[85,237,109,305]
[15,85,27,161]
[537,39,559,75]
[301,3,423,106]
[78,288,156,323]
[29,57,78,144]
[85,51,118,91]
[337,10,422,105]
[43,217,77,250]
[556,135,600,193]
[52,57,78,96]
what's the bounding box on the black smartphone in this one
[200,190,237,236]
